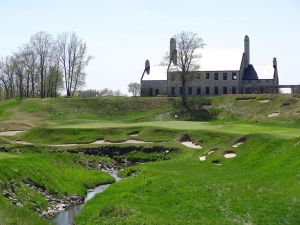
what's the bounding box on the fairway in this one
[56,121,300,138]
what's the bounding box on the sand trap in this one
[208,150,215,155]
[199,156,206,161]
[181,141,202,149]
[259,100,270,104]
[233,137,247,148]
[49,144,79,147]
[224,151,237,159]
[232,142,244,148]
[90,139,153,145]
[13,141,33,145]
[268,112,280,118]
[0,131,24,136]
[128,131,139,137]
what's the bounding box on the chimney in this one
[170,38,177,65]
[244,35,250,68]
[273,57,277,69]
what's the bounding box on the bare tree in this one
[169,31,205,107]
[30,31,53,98]
[56,32,91,97]
[17,44,38,97]
[0,56,16,99]
[128,82,141,96]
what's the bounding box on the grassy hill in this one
[1,94,300,131]
[1,95,300,225]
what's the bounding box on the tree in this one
[56,32,91,97]
[170,31,205,107]
[30,31,53,98]
[128,82,141,96]
[0,56,16,99]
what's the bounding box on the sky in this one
[0,0,300,94]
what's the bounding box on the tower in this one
[244,35,250,68]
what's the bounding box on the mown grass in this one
[1,95,300,131]
[20,121,300,146]
[75,134,300,225]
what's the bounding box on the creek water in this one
[52,171,121,225]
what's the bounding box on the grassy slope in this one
[0,152,114,225]
[1,95,300,129]
[1,95,300,225]
[0,97,174,131]
[75,134,300,225]
[0,196,52,225]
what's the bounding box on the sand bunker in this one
[90,139,153,145]
[233,137,247,148]
[13,140,33,145]
[199,156,206,161]
[259,100,270,104]
[128,131,139,137]
[49,144,79,147]
[232,143,243,148]
[0,131,24,136]
[224,151,237,159]
[181,141,202,149]
[208,150,215,155]
[268,112,280,118]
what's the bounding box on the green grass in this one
[0,196,52,225]
[0,152,20,159]
[1,95,300,224]
[0,152,114,225]
[1,95,300,131]
[12,120,300,148]
[75,134,300,225]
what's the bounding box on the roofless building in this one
[141,35,282,96]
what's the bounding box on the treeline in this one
[77,89,127,98]
[0,31,91,99]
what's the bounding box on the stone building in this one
[141,35,279,96]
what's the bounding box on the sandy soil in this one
[232,142,244,148]
[13,140,33,145]
[259,100,270,104]
[224,152,237,158]
[0,131,24,136]
[268,112,280,118]
[199,156,206,161]
[90,139,153,145]
[49,144,79,147]
[181,141,202,149]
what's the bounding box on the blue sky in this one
[0,0,299,93]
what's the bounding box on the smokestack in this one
[145,59,150,74]
[273,57,277,69]
[244,35,250,67]
[170,38,177,65]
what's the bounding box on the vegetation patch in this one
[117,166,141,178]
[69,145,179,166]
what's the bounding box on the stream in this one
[52,170,121,225]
